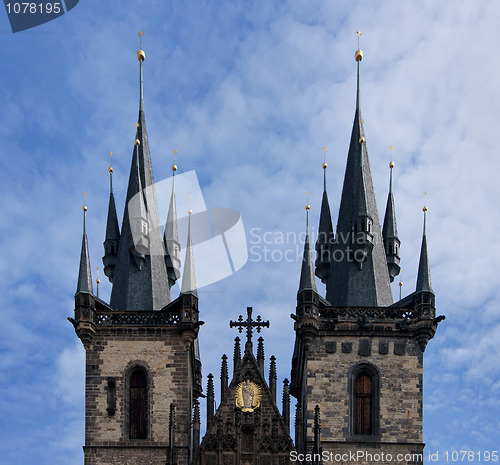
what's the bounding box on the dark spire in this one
[313,405,321,457]
[382,160,401,282]
[315,160,334,285]
[103,154,120,282]
[180,208,197,295]
[233,337,241,375]
[220,354,228,400]
[325,41,392,307]
[416,206,433,293]
[282,378,290,434]
[164,158,181,289]
[269,355,277,403]
[299,204,317,293]
[77,195,93,295]
[109,45,170,310]
[257,337,265,374]
[193,400,200,459]
[206,373,214,430]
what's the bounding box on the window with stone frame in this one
[129,367,148,439]
[355,371,372,434]
[349,362,380,439]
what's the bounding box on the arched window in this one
[129,368,148,439]
[349,363,380,439]
[355,372,372,434]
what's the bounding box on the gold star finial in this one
[306,191,310,211]
[83,192,87,211]
[188,195,193,215]
[137,32,146,61]
[108,152,113,173]
[322,147,328,169]
[389,146,395,169]
[173,150,178,172]
[423,192,428,212]
[355,31,363,62]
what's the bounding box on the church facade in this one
[70,41,443,465]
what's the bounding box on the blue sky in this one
[0,1,499,463]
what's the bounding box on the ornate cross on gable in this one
[230,307,269,346]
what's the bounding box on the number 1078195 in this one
[5,3,61,14]
[441,451,498,461]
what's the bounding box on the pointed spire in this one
[299,201,317,293]
[77,193,93,295]
[233,337,241,375]
[181,202,197,295]
[282,379,290,434]
[257,337,265,374]
[382,155,401,282]
[416,204,433,293]
[103,152,120,282]
[325,35,392,307]
[315,150,334,284]
[206,373,215,429]
[220,354,228,400]
[164,151,181,289]
[109,40,170,310]
[269,355,277,403]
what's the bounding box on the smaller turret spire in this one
[416,202,433,293]
[299,201,317,293]
[315,154,334,284]
[164,151,181,288]
[181,200,197,295]
[77,193,93,295]
[103,152,120,282]
[382,152,401,282]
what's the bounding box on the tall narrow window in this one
[130,368,148,439]
[355,372,372,434]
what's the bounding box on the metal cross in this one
[230,307,269,345]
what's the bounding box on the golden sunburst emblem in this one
[235,380,261,412]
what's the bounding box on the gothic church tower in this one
[290,39,445,464]
[71,42,202,465]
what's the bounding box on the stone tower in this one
[290,42,445,464]
[70,43,202,465]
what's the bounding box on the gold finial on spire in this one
[359,136,365,143]
[306,191,310,211]
[389,146,395,169]
[188,195,193,215]
[172,150,178,172]
[137,31,145,61]
[398,269,403,299]
[322,147,328,169]
[83,192,87,211]
[108,152,114,173]
[423,192,428,212]
[355,31,363,62]
[96,267,100,298]
[134,123,141,146]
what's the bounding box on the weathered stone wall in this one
[84,327,192,465]
[303,335,423,456]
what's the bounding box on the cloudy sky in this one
[0,1,499,463]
